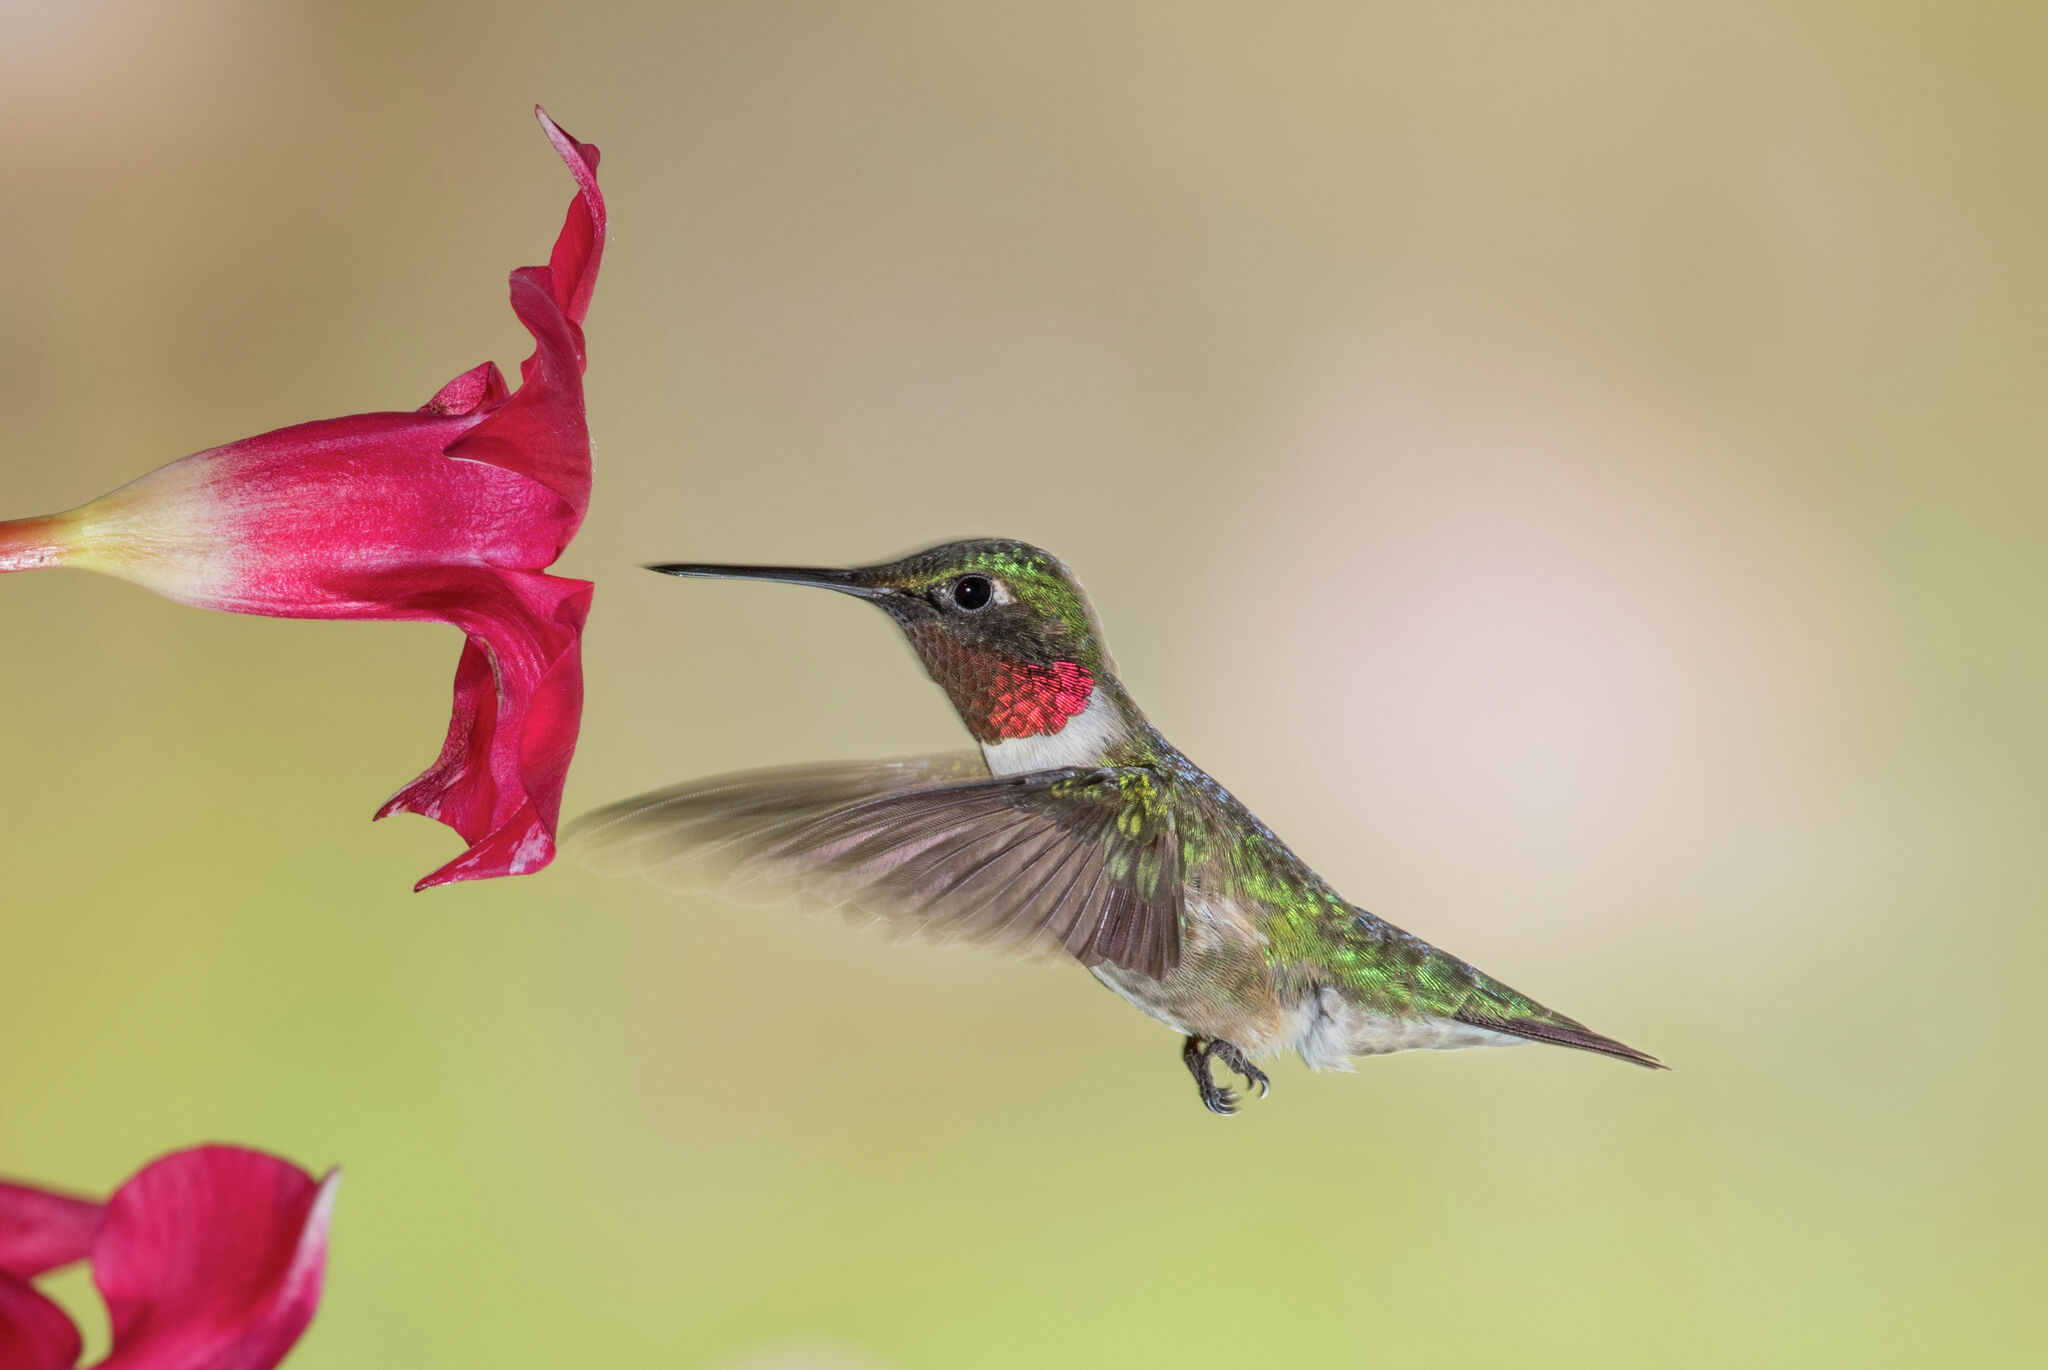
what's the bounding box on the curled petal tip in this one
[535,105,599,185]
[534,105,571,143]
[301,1169,342,1259]
[530,105,603,330]
[411,858,461,892]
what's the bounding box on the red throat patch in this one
[982,658,1096,739]
[912,627,1098,742]
[913,626,1105,741]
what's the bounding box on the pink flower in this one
[0,1145,339,1370]
[0,108,605,889]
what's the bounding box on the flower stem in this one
[0,515,76,573]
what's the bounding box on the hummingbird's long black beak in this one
[644,563,897,602]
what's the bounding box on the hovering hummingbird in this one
[572,539,1661,1113]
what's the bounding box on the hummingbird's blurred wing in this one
[568,756,1183,978]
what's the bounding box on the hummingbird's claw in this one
[1182,1035,1267,1116]
[1209,1039,1271,1102]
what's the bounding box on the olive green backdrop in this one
[2,3,2042,1366]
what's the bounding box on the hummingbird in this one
[571,539,1661,1113]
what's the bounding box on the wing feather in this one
[568,755,1184,978]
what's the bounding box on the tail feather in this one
[1455,1011,1666,1069]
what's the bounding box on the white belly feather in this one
[980,689,1127,776]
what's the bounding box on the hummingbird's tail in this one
[1451,1009,1665,1069]
[1327,909,1665,1069]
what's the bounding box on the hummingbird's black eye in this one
[952,575,993,611]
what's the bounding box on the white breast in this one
[980,688,1126,776]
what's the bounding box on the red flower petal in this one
[0,1272,83,1370]
[0,1180,103,1279]
[420,361,511,418]
[440,264,591,529]
[373,568,595,888]
[535,108,604,332]
[443,109,601,524]
[89,1147,337,1370]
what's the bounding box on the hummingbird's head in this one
[651,539,1114,745]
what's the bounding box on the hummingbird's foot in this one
[1182,1035,1270,1116]
[1208,1038,1271,1102]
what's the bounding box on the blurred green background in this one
[3,2,2043,1366]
